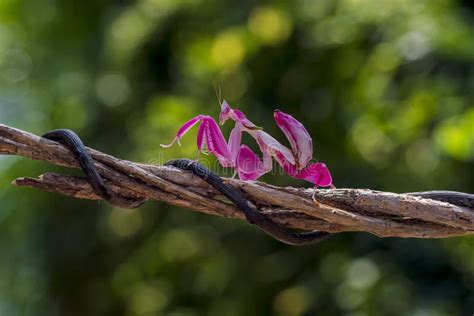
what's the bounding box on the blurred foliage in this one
[0,0,473,315]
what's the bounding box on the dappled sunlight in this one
[0,0,473,314]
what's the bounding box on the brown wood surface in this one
[1,124,473,239]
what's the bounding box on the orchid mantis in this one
[161,101,333,188]
[161,115,235,168]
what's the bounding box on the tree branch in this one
[1,124,473,239]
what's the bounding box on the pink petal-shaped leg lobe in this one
[273,151,332,187]
[294,162,332,187]
[215,101,334,187]
[274,110,313,169]
[203,116,234,167]
[196,120,206,151]
[228,122,243,162]
[160,115,204,148]
[236,145,268,180]
[255,131,296,166]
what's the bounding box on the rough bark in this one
[1,124,473,239]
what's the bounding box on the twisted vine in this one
[1,124,473,243]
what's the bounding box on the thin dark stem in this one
[406,191,474,208]
[42,129,146,209]
[1,124,472,239]
[165,159,332,246]
[41,129,331,245]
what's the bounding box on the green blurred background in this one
[1,0,474,315]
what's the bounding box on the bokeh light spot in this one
[335,282,365,310]
[397,31,431,61]
[248,6,292,45]
[434,109,474,160]
[129,282,170,315]
[107,9,153,64]
[352,116,394,165]
[362,73,390,101]
[389,91,437,142]
[273,286,312,316]
[159,229,202,262]
[0,49,32,83]
[313,16,356,46]
[371,43,400,72]
[108,208,143,238]
[346,258,380,290]
[95,73,131,107]
[405,140,440,175]
[211,30,246,69]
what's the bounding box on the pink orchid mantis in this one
[160,115,234,168]
[161,101,333,188]
[159,114,268,179]
[219,101,332,187]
